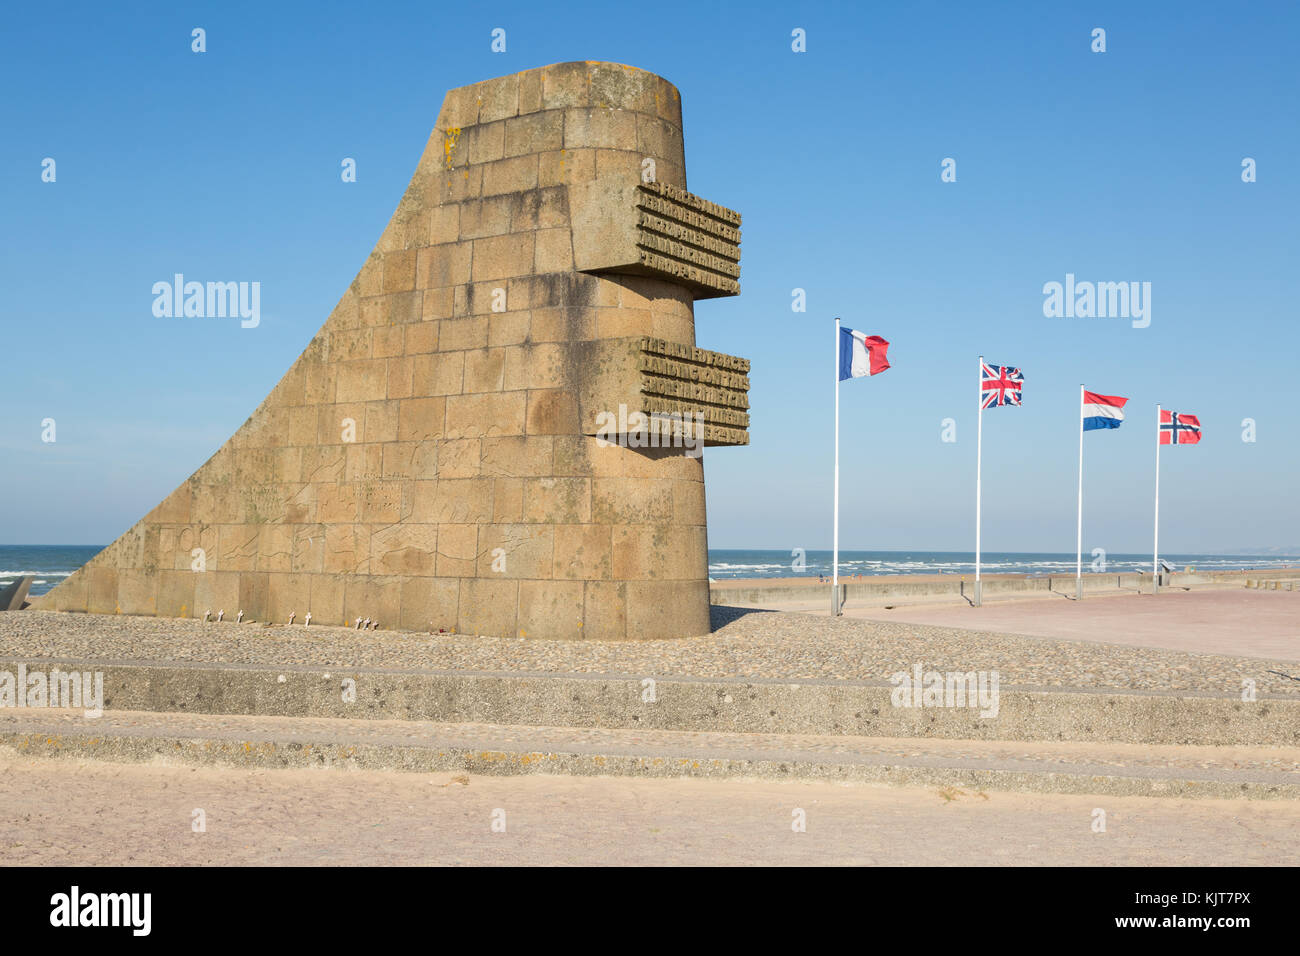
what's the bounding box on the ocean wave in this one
[705,551,1298,579]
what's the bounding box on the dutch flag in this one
[838,328,891,380]
[1082,390,1128,431]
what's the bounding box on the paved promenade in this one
[842,590,1300,662]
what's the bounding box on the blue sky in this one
[3,0,1297,553]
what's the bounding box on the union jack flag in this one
[980,362,1024,409]
[1159,410,1201,445]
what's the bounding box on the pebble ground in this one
[2,607,1297,696]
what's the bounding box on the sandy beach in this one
[4,754,1296,866]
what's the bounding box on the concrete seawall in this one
[2,657,1297,747]
[709,568,1300,609]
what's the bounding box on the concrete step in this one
[3,655,1297,747]
[3,708,1297,800]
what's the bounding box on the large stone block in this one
[517,579,584,639]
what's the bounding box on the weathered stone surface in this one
[36,62,750,640]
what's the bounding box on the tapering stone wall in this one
[37,62,748,640]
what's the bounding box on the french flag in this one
[838,328,890,380]
[1082,390,1128,431]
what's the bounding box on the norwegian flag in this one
[1160,410,1201,445]
[980,362,1024,409]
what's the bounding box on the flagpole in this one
[832,317,841,616]
[1153,403,1161,595]
[1076,384,1085,601]
[975,356,984,607]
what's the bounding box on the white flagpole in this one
[975,356,984,607]
[832,317,841,615]
[1153,403,1161,595]
[1076,384,1085,600]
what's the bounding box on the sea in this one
[1,545,107,596]
[2,544,1297,597]
[704,549,1298,581]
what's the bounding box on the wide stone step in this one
[3,656,1297,747]
[3,709,1297,800]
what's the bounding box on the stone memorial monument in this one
[37,62,750,640]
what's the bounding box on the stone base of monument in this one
[2,610,1298,800]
